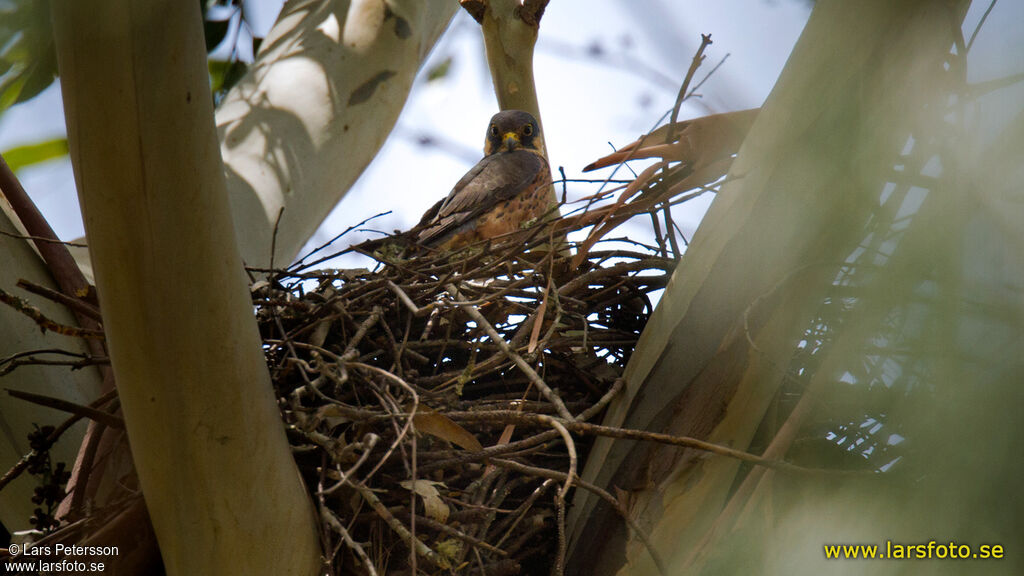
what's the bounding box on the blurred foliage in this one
[0,137,67,171]
[208,59,248,99]
[425,55,453,83]
[0,0,266,125]
[0,0,56,114]
[573,3,1022,575]
[0,0,269,167]
[203,0,265,105]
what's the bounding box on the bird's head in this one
[484,110,541,155]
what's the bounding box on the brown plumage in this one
[416,110,552,249]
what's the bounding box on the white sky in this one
[1,0,816,265]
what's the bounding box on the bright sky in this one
[3,1,1021,271]
[1,0,817,265]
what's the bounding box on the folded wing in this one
[417,151,547,247]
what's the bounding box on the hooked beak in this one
[502,132,521,152]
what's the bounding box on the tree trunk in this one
[51,1,320,574]
[217,0,458,268]
[567,1,1000,574]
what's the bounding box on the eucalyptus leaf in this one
[1,137,68,172]
[0,0,57,116]
[426,56,454,82]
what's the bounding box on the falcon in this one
[416,110,552,249]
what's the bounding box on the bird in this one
[414,110,553,249]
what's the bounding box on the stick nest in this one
[256,179,687,574]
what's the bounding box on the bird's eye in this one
[490,125,499,137]
[523,124,533,136]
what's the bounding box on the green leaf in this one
[209,59,246,96]
[0,0,57,117]
[425,56,453,83]
[14,58,55,105]
[1,138,69,172]
[208,59,231,93]
[0,68,28,111]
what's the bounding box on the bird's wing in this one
[417,151,547,246]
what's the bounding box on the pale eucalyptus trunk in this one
[0,0,456,552]
[50,1,321,573]
[568,1,1021,575]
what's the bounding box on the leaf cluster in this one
[0,0,56,114]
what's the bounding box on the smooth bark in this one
[52,1,319,574]
[217,0,457,268]
[568,1,974,574]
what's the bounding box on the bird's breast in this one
[473,185,548,240]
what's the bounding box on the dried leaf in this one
[314,404,352,429]
[400,479,450,523]
[572,161,666,268]
[583,108,759,172]
[413,405,483,452]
